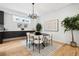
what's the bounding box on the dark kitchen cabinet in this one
[0,32,3,44]
[0,11,4,25]
[0,11,4,44]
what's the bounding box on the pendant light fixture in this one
[28,3,38,19]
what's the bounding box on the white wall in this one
[4,13,36,31]
[0,6,37,31]
[4,13,17,31]
[4,13,35,31]
[41,4,79,45]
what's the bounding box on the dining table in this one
[26,32,52,53]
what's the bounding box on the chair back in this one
[26,32,30,40]
[33,35,44,41]
[39,35,44,41]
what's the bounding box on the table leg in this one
[39,37,40,53]
[33,43,34,51]
[51,36,53,45]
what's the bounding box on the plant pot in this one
[70,41,77,47]
[21,28,24,30]
[35,32,41,35]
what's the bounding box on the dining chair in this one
[33,35,44,53]
[44,33,53,45]
[26,32,34,48]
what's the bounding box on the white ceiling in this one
[0,3,71,16]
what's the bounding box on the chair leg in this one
[29,40,30,48]
[26,37,28,46]
[33,43,34,51]
[51,39,52,45]
[26,39,27,46]
[33,37,34,51]
[44,37,47,46]
[45,38,48,46]
[39,44,40,53]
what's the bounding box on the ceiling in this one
[0,3,71,16]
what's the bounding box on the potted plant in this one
[62,14,79,47]
[35,23,42,35]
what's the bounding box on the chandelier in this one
[28,3,38,19]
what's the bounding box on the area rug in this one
[21,40,63,56]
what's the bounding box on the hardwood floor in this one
[53,44,79,56]
[0,37,79,56]
[0,37,31,56]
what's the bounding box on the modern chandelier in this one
[28,3,38,19]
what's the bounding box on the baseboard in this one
[53,39,65,45]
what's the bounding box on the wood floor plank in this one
[1,37,79,56]
[0,37,31,56]
[53,44,79,56]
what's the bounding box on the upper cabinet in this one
[0,11,4,25]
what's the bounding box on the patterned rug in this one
[21,40,63,56]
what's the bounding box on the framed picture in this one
[24,24,28,28]
[44,19,59,32]
[17,23,22,28]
